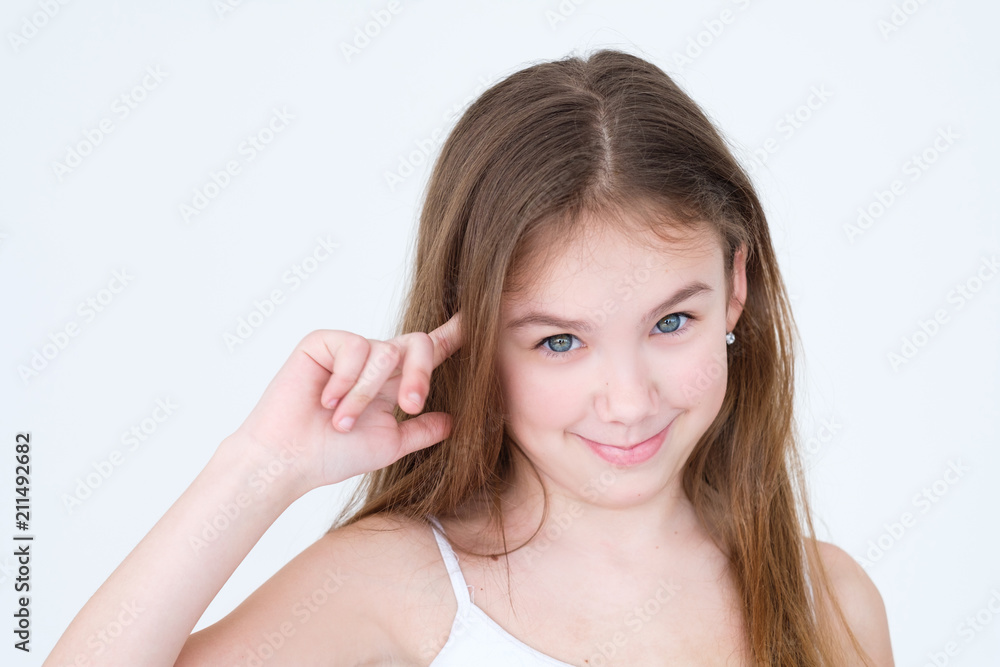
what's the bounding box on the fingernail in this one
[326,397,339,409]
[408,392,422,407]
[337,416,354,432]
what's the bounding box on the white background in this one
[2,0,998,664]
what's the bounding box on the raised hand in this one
[227,311,463,497]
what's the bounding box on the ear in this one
[725,244,748,333]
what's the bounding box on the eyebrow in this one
[505,280,714,333]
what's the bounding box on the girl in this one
[45,48,893,666]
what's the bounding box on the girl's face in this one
[496,218,746,510]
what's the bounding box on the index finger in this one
[428,311,463,367]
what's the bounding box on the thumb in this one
[396,412,453,458]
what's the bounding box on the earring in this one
[725,331,735,345]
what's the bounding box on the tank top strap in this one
[427,515,475,611]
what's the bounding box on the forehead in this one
[503,220,722,307]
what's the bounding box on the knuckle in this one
[345,333,370,353]
[432,330,452,359]
[409,331,432,346]
[335,335,370,366]
[299,329,325,347]
[353,343,395,384]
[346,389,375,407]
[372,341,401,367]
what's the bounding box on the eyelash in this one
[533,312,697,359]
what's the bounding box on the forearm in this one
[44,435,304,667]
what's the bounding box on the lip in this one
[577,420,673,467]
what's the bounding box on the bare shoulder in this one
[176,512,450,667]
[812,539,895,666]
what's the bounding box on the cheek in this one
[499,362,580,435]
[510,371,569,419]
[667,339,729,409]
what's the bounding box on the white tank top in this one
[426,515,576,666]
[425,515,817,665]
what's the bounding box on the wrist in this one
[214,433,312,508]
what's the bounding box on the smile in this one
[576,420,674,467]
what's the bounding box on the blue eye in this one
[538,333,581,355]
[534,312,695,359]
[654,312,687,334]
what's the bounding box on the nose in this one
[594,350,660,426]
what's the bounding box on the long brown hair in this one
[330,48,871,666]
